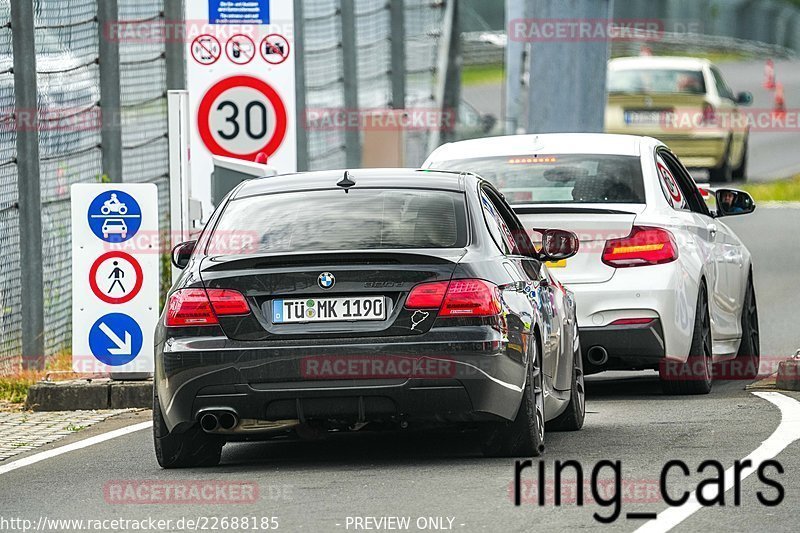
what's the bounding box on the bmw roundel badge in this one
[318,272,335,290]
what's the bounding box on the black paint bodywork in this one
[155,169,578,434]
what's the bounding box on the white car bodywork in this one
[424,133,752,367]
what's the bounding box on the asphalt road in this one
[1,208,799,533]
[463,60,800,182]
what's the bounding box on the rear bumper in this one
[580,319,666,371]
[567,262,699,369]
[606,129,729,169]
[155,325,527,433]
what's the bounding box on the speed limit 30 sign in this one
[198,76,288,160]
[185,2,297,212]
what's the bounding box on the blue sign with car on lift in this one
[87,190,142,243]
[88,313,143,367]
[209,0,270,24]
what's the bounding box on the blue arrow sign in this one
[87,190,142,243]
[88,313,143,366]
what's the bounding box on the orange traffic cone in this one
[763,59,776,90]
[773,82,786,119]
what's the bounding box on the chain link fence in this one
[35,0,103,362]
[0,0,448,375]
[0,0,21,375]
[302,0,445,169]
[119,0,169,230]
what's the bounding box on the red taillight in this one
[441,279,502,317]
[406,281,449,309]
[602,226,678,268]
[166,288,250,326]
[610,318,655,326]
[406,279,501,317]
[208,289,251,316]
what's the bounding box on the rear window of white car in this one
[608,68,706,95]
[430,154,645,205]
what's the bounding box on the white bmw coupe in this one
[424,133,759,394]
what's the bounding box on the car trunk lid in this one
[199,250,465,341]
[606,93,710,135]
[513,204,645,284]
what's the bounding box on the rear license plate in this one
[624,110,672,125]
[272,296,387,323]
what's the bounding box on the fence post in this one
[526,0,611,133]
[164,0,186,90]
[505,0,525,134]
[340,0,361,168]
[427,0,459,154]
[293,0,309,171]
[390,0,406,110]
[10,0,45,369]
[97,0,123,183]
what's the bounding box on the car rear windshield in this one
[608,68,706,95]
[430,154,645,205]
[211,188,468,254]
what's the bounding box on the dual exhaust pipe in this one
[199,410,239,433]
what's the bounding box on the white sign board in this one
[186,1,297,214]
[71,184,160,373]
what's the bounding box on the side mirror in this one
[715,189,755,217]
[540,229,579,261]
[171,240,197,270]
[736,91,753,106]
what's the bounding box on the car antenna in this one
[337,171,356,192]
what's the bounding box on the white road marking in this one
[633,391,800,533]
[0,421,150,476]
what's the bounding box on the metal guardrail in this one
[462,30,796,67]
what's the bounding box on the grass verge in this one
[0,351,73,405]
[741,175,800,202]
[462,64,504,86]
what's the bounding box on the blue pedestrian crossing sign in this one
[88,313,143,367]
[87,190,142,243]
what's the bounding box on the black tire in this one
[660,285,713,395]
[732,136,748,181]
[153,390,224,468]
[734,274,760,379]
[708,141,733,183]
[481,335,545,457]
[546,332,585,432]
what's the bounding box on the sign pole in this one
[168,90,193,284]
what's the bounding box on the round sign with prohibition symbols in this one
[260,34,290,65]
[197,76,288,160]
[89,251,144,305]
[191,34,221,66]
